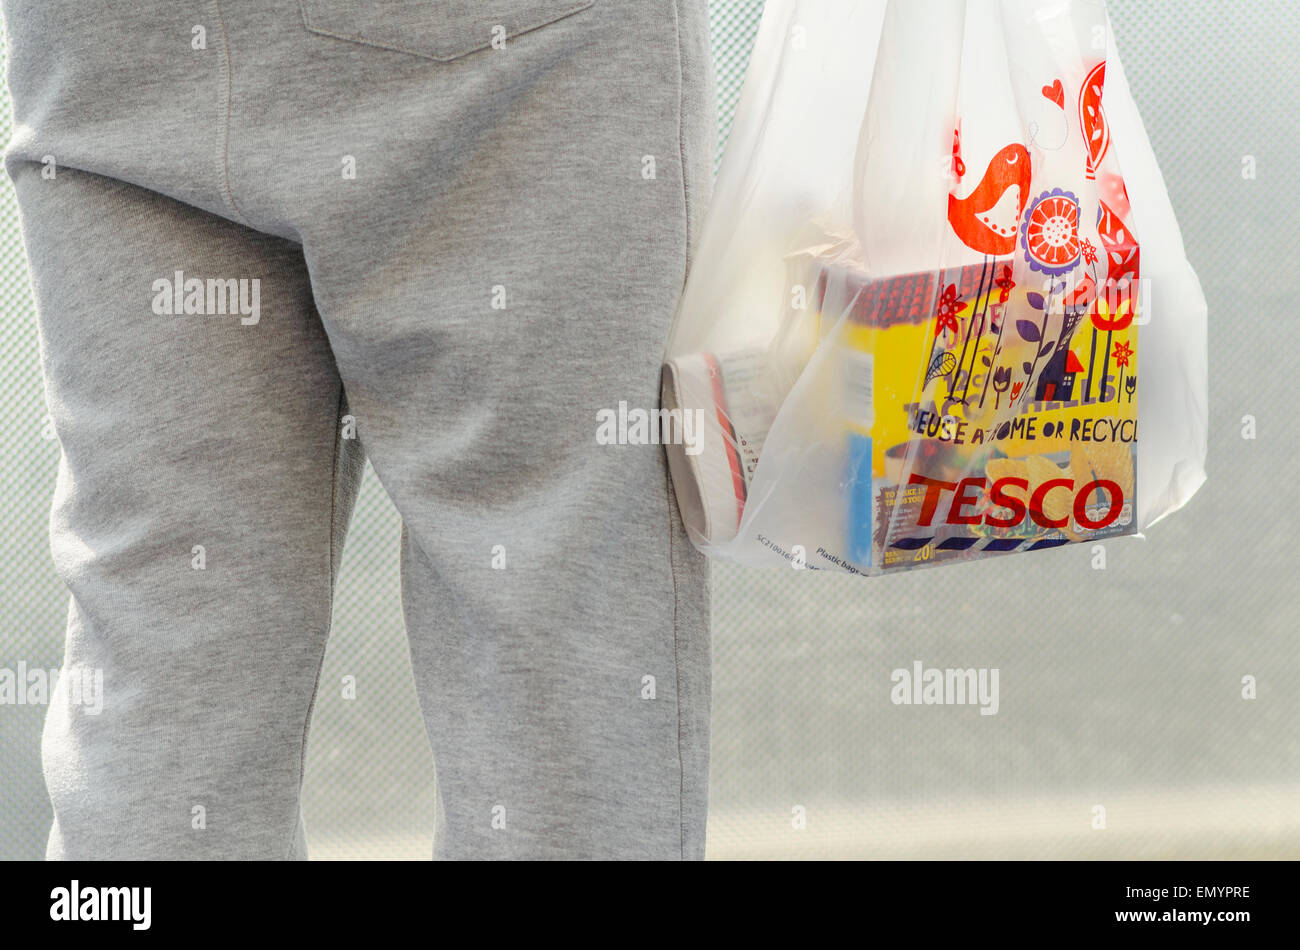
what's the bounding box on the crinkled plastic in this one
[664,0,1207,574]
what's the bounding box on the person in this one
[2,0,714,860]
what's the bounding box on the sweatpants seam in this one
[673,0,696,285]
[285,384,346,859]
[666,475,686,861]
[669,0,689,862]
[212,0,251,227]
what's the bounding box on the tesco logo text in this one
[908,473,1124,530]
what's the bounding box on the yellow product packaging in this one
[815,249,1139,574]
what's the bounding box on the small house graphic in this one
[1035,348,1085,403]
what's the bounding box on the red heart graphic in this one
[1042,79,1065,109]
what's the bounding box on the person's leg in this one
[226,0,716,858]
[7,163,363,859]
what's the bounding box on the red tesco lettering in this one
[908,473,1124,531]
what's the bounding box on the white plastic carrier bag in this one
[663,0,1207,575]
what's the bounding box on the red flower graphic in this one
[933,283,967,338]
[995,265,1016,305]
[1113,341,1133,369]
[1082,239,1098,265]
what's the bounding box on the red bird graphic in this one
[948,144,1032,256]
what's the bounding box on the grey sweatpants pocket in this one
[298,0,595,62]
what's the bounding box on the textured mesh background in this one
[2,1,1296,860]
